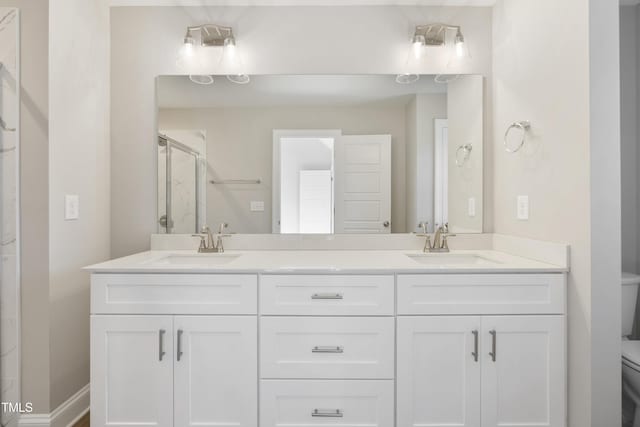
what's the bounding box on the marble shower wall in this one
[0,7,19,427]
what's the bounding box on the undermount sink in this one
[406,253,501,266]
[149,253,241,266]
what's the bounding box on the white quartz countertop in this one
[85,249,567,274]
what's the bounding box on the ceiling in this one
[157,74,451,109]
[110,0,497,6]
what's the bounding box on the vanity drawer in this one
[260,317,394,379]
[397,274,565,315]
[260,275,394,315]
[91,274,257,314]
[260,380,394,427]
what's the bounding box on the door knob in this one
[383,221,390,228]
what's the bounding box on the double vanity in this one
[87,240,567,427]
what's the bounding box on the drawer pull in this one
[311,293,343,300]
[312,409,343,418]
[312,346,344,353]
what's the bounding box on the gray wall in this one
[0,0,110,414]
[621,5,639,274]
[49,0,111,409]
[492,0,621,425]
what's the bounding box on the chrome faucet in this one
[417,222,456,253]
[192,223,231,253]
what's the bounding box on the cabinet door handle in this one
[489,330,497,362]
[471,330,478,362]
[158,329,166,361]
[312,346,344,353]
[311,293,343,300]
[177,329,184,361]
[312,409,343,418]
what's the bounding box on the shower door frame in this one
[159,133,203,234]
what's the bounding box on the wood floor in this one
[73,412,90,427]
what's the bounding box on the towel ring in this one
[455,144,472,167]
[504,121,530,153]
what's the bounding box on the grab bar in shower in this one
[210,179,262,185]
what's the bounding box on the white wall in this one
[447,75,483,233]
[111,5,493,256]
[621,5,638,274]
[49,0,110,409]
[492,0,621,425]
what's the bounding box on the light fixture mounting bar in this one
[414,23,461,46]
[186,24,234,47]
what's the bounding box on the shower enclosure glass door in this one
[0,7,20,427]
[157,130,206,234]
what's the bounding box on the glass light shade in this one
[395,74,420,84]
[189,75,214,85]
[411,34,426,60]
[220,37,250,84]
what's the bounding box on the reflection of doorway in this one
[434,119,449,228]
[273,130,392,234]
[273,130,339,234]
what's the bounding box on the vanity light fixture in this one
[178,24,250,84]
[397,23,470,84]
[409,23,470,59]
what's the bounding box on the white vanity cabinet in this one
[90,274,259,427]
[89,269,567,427]
[396,274,566,427]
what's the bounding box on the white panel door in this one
[299,170,333,233]
[174,316,258,427]
[481,316,566,427]
[334,134,391,233]
[91,316,173,427]
[397,316,481,427]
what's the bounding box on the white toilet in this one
[621,272,640,427]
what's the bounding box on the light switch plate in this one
[65,194,79,220]
[250,201,265,212]
[468,197,476,217]
[517,195,529,220]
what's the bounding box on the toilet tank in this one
[622,272,640,337]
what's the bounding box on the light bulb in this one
[222,37,237,64]
[177,34,198,71]
[220,36,250,83]
[454,30,466,58]
[411,34,425,60]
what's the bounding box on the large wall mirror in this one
[156,74,483,235]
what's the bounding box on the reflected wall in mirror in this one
[156,74,483,234]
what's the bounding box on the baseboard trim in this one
[18,384,89,427]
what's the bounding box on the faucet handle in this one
[441,233,457,250]
[192,234,207,251]
[218,222,228,234]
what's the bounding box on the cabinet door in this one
[397,316,481,427]
[481,316,565,427]
[174,316,258,427]
[91,315,173,427]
